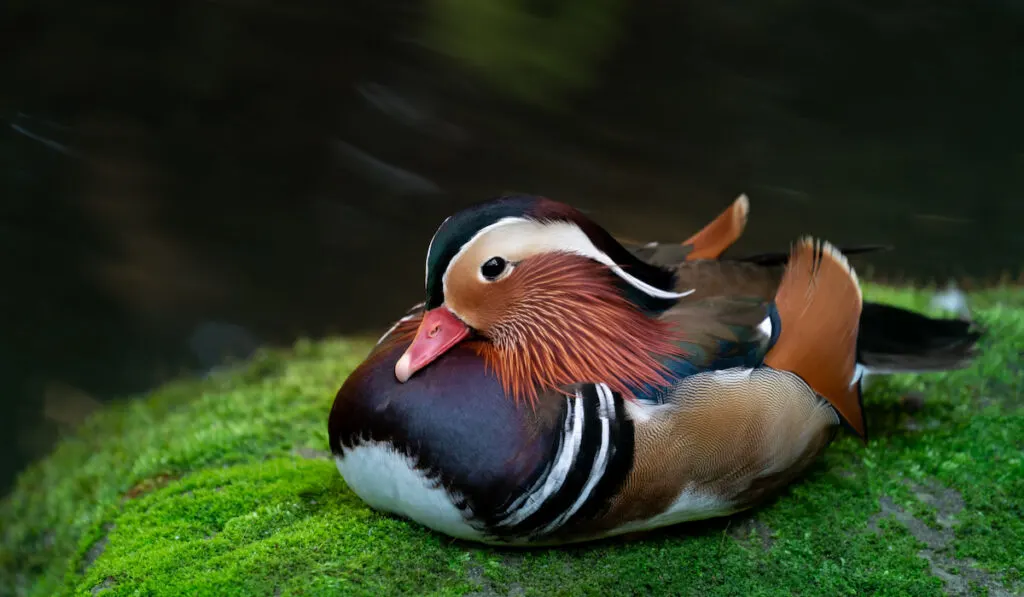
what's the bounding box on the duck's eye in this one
[480,256,507,281]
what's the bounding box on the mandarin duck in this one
[328,194,981,546]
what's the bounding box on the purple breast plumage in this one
[328,339,637,545]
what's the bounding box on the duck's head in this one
[391,194,693,405]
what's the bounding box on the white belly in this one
[334,441,486,542]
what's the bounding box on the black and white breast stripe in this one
[484,382,635,542]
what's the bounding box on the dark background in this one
[2,0,1022,495]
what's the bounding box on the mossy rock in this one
[2,284,1022,596]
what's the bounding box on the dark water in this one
[2,0,1022,495]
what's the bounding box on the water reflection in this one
[2,0,1022,494]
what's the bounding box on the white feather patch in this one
[335,442,484,541]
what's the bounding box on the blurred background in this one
[1,0,1022,495]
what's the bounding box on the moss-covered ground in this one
[2,283,1022,596]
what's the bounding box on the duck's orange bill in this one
[394,306,471,383]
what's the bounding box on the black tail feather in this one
[856,302,983,373]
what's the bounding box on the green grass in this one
[1,283,1021,597]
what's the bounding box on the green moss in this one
[2,284,1022,596]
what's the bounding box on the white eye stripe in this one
[605,261,695,300]
[442,216,529,293]
[444,218,695,300]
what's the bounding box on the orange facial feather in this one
[468,252,688,407]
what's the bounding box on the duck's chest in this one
[328,344,637,545]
